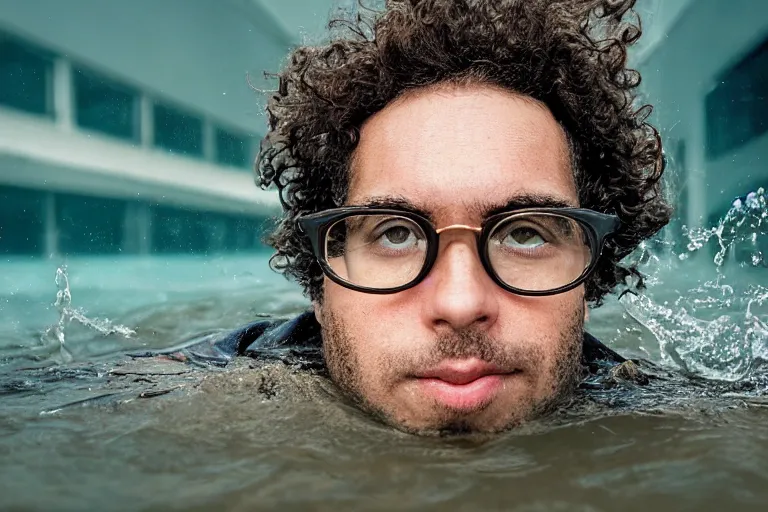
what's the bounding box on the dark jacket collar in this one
[223,311,625,368]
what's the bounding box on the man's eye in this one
[383,226,412,245]
[504,227,545,248]
[365,218,423,251]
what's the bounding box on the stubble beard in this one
[320,306,586,435]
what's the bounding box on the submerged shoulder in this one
[581,332,652,387]
[129,310,321,368]
[582,332,625,366]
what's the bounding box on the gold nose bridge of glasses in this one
[434,224,483,235]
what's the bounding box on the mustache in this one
[408,329,544,373]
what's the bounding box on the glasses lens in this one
[487,212,593,292]
[324,214,428,289]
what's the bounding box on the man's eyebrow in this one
[348,193,576,223]
[476,193,578,218]
[348,195,437,222]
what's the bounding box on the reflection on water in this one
[1,194,768,510]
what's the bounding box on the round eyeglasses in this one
[297,207,620,296]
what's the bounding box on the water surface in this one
[2,193,768,511]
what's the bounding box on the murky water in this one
[2,191,768,511]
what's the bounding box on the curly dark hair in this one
[256,0,672,305]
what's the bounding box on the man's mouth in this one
[413,359,519,412]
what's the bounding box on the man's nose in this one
[422,234,499,332]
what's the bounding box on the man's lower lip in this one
[416,374,508,411]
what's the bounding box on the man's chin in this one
[355,385,579,437]
[368,401,534,437]
[387,415,525,437]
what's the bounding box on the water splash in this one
[40,265,137,363]
[680,187,767,268]
[620,188,768,382]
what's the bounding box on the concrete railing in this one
[0,107,281,217]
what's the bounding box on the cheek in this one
[502,290,581,326]
[321,278,420,347]
[498,290,584,352]
[320,281,405,375]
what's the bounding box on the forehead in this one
[348,84,577,221]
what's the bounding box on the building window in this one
[0,32,53,117]
[151,205,208,254]
[56,192,123,255]
[74,67,139,141]
[706,35,768,160]
[0,185,45,255]
[153,103,203,157]
[215,127,251,169]
[224,216,267,252]
[150,206,267,254]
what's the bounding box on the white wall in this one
[631,0,698,66]
[636,0,768,226]
[256,0,376,44]
[0,0,297,215]
[0,107,280,215]
[0,0,290,133]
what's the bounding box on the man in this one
[171,0,671,435]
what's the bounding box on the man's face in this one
[315,84,586,434]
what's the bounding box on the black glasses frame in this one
[297,206,620,296]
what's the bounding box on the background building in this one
[0,0,321,257]
[633,0,768,233]
[1,0,765,259]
